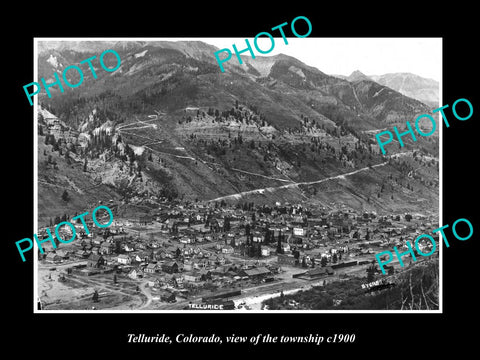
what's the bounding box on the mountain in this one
[369,73,439,108]
[332,70,371,82]
[333,71,439,108]
[347,70,371,82]
[36,41,438,224]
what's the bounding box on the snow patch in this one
[38,106,57,120]
[134,50,148,58]
[47,54,59,68]
[373,88,385,97]
[130,145,145,156]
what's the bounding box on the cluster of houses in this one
[39,200,438,298]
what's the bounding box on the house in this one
[171,275,184,288]
[162,261,179,274]
[144,263,158,274]
[181,247,194,257]
[45,252,61,263]
[74,250,91,259]
[75,239,88,248]
[87,254,105,268]
[198,269,212,281]
[214,256,226,265]
[183,260,194,272]
[132,254,144,263]
[155,249,169,260]
[180,237,194,244]
[100,242,114,255]
[193,259,208,270]
[252,233,263,243]
[117,254,132,265]
[221,245,234,254]
[260,246,271,257]
[56,249,70,259]
[184,272,202,282]
[135,242,147,250]
[281,242,291,253]
[293,227,305,236]
[128,268,144,280]
[212,266,230,276]
[153,278,164,288]
[137,251,153,263]
[124,243,135,252]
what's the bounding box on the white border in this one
[33,37,442,314]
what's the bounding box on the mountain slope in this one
[36,41,438,222]
[369,72,439,108]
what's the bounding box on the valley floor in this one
[36,199,439,312]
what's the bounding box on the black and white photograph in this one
[6,6,478,356]
[33,38,441,312]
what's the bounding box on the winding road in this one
[209,161,389,202]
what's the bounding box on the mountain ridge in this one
[334,70,439,107]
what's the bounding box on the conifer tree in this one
[321,257,328,267]
[92,290,99,302]
[276,235,283,254]
[61,190,70,202]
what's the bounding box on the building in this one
[100,242,114,255]
[180,237,193,244]
[171,275,184,288]
[280,242,291,253]
[240,267,271,279]
[162,261,179,274]
[117,254,132,265]
[221,245,234,254]
[128,268,144,280]
[144,263,158,274]
[331,261,358,269]
[277,254,297,266]
[293,227,305,236]
[252,233,263,243]
[304,266,334,278]
[45,253,61,263]
[124,243,135,252]
[87,254,105,268]
[260,246,271,257]
[74,250,91,259]
[198,269,212,281]
[184,272,202,282]
[55,249,70,260]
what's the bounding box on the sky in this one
[36,37,442,82]
[179,37,442,82]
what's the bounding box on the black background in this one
[5,4,477,356]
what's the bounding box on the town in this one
[37,198,438,310]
